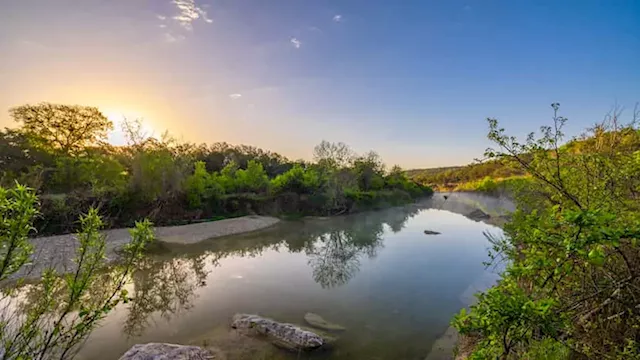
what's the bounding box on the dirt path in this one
[14,216,280,280]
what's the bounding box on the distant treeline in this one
[0,103,432,235]
[408,159,526,191]
[408,125,640,193]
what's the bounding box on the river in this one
[79,193,510,360]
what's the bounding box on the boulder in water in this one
[304,313,346,331]
[118,343,216,360]
[423,230,441,235]
[231,313,325,351]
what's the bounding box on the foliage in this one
[0,183,38,281]
[50,153,127,194]
[313,140,355,169]
[234,160,269,193]
[270,164,324,194]
[127,141,190,203]
[453,175,531,194]
[9,103,113,155]
[353,151,386,191]
[0,184,154,359]
[213,160,239,193]
[0,129,54,189]
[184,161,223,208]
[453,279,562,359]
[1,103,433,234]
[409,159,526,190]
[453,103,640,359]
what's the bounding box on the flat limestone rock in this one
[304,312,346,331]
[119,343,216,360]
[231,313,324,351]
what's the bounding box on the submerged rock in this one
[467,209,490,220]
[231,313,325,351]
[423,230,441,235]
[118,343,216,360]
[304,312,346,331]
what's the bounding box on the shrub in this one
[184,161,223,208]
[453,104,640,359]
[235,160,269,193]
[0,183,154,359]
[271,164,323,194]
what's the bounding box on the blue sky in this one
[1,0,638,168]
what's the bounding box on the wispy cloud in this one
[290,37,301,49]
[157,14,167,21]
[159,24,167,28]
[229,93,242,100]
[333,14,343,22]
[164,32,185,43]
[172,0,213,30]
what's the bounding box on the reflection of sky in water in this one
[79,201,503,360]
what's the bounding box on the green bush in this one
[0,183,154,359]
[184,161,223,209]
[212,160,239,193]
[235,160,269,193]
[270,164,323,194]
[453,104,640,359]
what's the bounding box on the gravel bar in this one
[13,215,280,280]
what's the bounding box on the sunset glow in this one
[102,109,158,145]
[1,1,638,167]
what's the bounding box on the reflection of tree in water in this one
[123,255,209,336]
[122,235,283,336]
[306,231,365,288]
[300,205,420,288]
[121,204,423,334]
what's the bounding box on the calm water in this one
[79,194,506,360]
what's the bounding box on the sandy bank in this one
[14,216,280,279]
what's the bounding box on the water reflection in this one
[124,205,422,334]
[124,255,209,336]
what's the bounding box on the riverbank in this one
[423,192,511,360]
[15,215,280,280]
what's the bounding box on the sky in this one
[0,0,639,168]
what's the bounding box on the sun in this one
[102,109,157,145]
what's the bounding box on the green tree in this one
[353,151,385,191]
[0,183,154,359]
[184,161,223,208]
[271,164,323,194]
[235,160,269,193]
[313,140,354,169]
[454,104,640,359]
[9,103,113,155]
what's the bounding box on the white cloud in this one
[333,14,342,22]
[229,93,242,100]
[157,14,167,20]
[290,37,301,49]
[172,0,213,30]
[159,24,167,28]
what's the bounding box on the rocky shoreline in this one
[119,313,345,359]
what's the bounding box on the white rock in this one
[118,343,215,360]
[231,313,324,351]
